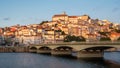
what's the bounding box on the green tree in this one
[100,37,111,41]
[40,21,49,25]
[4,36,13,46]
[78,36,86,41]
[64,35,85,42]
[114,29,120,33]
[117,37,120,41]
[98,31,110,36]
[64,35,71,42]
[61,31,66,35]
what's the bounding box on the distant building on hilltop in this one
[52,12,90,24]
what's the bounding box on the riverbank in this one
[0,46,29,53]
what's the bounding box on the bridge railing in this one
[32,41,120,46]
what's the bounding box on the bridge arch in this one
[37,46,51,54]
[30,47,37,50]
[51,46,73,55]
[38,46,52,50]
[79,46,116,51]
[29,46,38,53]
[76,46,117,58]
[53,46,73,51]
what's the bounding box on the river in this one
[0,52,120,68]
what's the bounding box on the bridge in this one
[29,42,120,58]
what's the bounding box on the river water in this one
[0,52,120,68]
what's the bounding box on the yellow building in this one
[52,13,90,24]
[52,13,68,23]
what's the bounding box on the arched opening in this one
[29,47,37,53]
[39,46,51,50]
[51,46,73,55]
[77,46,116,58]
[30,47,37,50]
[81,46,116,52]
[54,46,73,51]
[37,46,51,54]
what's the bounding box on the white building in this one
[16,35,42,46]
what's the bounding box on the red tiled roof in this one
[37,26,43,29]
[62,26,68,28]
[68,16,78,18]
[53,14,68,17]
[110,32,120,36]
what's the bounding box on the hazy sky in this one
[0,0,120,27]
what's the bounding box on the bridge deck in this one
[33,42,120,46]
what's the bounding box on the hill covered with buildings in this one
[0,12,120,46]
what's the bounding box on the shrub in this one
[64,35,85,42]
[100,37,111,41]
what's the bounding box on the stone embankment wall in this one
[0,46,29,53]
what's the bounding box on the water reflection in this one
[0,52,120,68]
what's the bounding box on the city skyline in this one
[0,0,120,27]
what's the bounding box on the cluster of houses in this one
[0,12,120,46]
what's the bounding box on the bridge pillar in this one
[29,49,37,53]
[51,50,72,55]
[37,50,51,54]
[77,50,104,58]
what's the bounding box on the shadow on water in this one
[41,53,120,68]
[77,58,106,65]
[30,53,52,57]
[77,58,120,68]
[104,59,120,68]
[52,55,77,59]
[30,53,120,68]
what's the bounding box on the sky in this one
[0,0,120,27]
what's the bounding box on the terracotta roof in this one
[37,26,43,29]
[87,33,97,36]
[53,14,68,17]
[10,27,17,32]
[62,26,68,28]
[68,16,78,18]
[110,32,120,36]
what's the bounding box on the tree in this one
[64,35,85,42]
[114,29,120,33]
[117,37,120,41]
[98,31,110,36]
[78,36,86,41]
[100,37,111,41]
[64,35,71,42]
[55,30,62,32]
[4,36,13,46]
[61,31,66,35]
[40,21,49,25]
